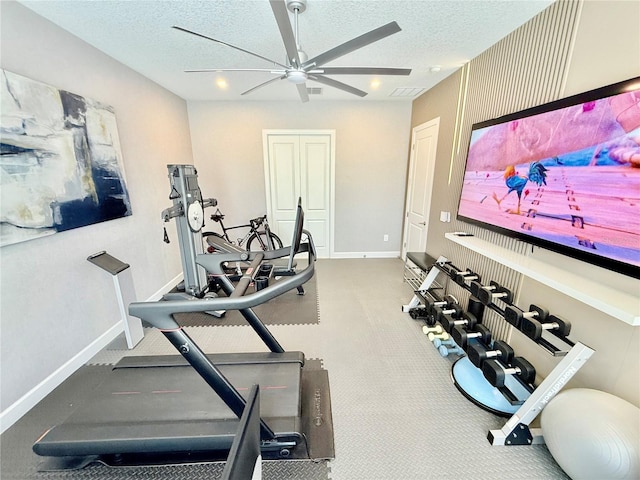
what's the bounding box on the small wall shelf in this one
[445,233,640,326]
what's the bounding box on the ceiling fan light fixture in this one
[287,70,308,84]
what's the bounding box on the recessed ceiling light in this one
[216,78,228,89]
[371,79,381,89]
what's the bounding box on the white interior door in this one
[263,131,334,258]
[402,118,440,259]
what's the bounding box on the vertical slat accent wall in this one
[442,0,582,340]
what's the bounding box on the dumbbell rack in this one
[402,252,596,446]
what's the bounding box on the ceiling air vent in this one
[389,87,425,98]
[307,87,323,95]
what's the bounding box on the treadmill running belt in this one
[34,354,302,457]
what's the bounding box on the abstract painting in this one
[0,69,132,247]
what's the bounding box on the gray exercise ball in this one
[541,388,640,480]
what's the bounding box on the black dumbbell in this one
[469,280,485,298]
[521,314,571,340]
[504,304,548,329]
[467,340,515,368]
[440,311,478,333]
[424,294,458,317]
[416,297,443,325]
[409,307,429,319]
[475,281,513,306]
[451,324,492,349]
[422,296,455,326]
[433,303,464,324]
[482,357,536,388]
[467,296,485,324]
[453,269,481,287]
[447,266,472,280]
[446,266,466,279]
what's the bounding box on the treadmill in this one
[33,200,330,470]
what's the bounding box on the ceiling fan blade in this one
[185,68,286,74]
[303,21,401,69]
[296,83,310,103]
[269,0,301,67]
[241,74,287,96]
[172,25,289,69]
[317,67,411,76]
[308,74,367,98]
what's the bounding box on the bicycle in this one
[203,207,283,253]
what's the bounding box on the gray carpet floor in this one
[0,258,568,479]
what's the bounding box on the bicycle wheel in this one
[246,231,283,251]
[202,231,227,253]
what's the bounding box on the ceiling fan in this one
[173,0,411,102]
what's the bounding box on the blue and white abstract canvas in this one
[0,69,132,247]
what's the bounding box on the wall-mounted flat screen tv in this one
[456,77,640,279]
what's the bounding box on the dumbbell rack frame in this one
[402,254,450,312]
[402,253,596,447]
[488,341,594,446]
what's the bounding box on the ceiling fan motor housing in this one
[287,0,307,14]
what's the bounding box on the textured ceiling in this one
[18,0,555,102]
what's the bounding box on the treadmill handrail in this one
[129,241,315,330]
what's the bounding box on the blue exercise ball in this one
[541,388,640,479]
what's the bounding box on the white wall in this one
[188,100,412,256]
[0,1,192,428]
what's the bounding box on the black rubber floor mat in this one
[301,368,335,460]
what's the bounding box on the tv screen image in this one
[457,77,640,278]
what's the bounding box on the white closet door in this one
[264,131,333,258]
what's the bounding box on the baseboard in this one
[0,272,184,434]
[330,251,400,259]
[148,272,183,301]
[0,322,123,434]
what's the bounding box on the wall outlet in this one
[440,211,451,223]
[383,234,389,242]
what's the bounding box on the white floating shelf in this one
[445,233,640,326]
